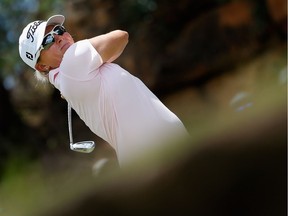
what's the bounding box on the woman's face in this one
[37,25,74,69]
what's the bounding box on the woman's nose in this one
[54,34,62,44]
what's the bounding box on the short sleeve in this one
[60,39,103,81]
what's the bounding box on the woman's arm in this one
[88,30,129,63]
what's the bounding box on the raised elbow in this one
[124,30,129,40]
[113,29,127,39]
[119,30,129,43]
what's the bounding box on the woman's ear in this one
[35,63,50,72]
[35,63,46,72]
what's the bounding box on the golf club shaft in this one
[68,103,74,144]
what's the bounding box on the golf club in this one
[68,103,95,153]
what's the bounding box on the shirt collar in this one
[48,68,60,87]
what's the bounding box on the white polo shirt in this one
[49,40,188,165]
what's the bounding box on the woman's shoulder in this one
[60,39,103,79]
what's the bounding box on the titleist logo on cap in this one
[26,21,43,42]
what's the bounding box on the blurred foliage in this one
[0,0,64,180]
[119,0,157,26]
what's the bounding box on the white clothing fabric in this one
[49,40,187,165]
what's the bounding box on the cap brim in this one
[47,15,65,26]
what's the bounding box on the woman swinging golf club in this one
[19,14,188,166]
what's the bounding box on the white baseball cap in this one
[19,15,65,71]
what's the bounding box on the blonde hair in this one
[35,70,49,83]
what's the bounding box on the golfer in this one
[19,14,188,166]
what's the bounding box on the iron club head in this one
[70,141,95,153]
